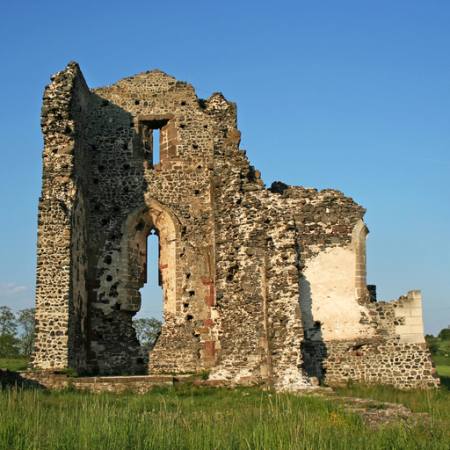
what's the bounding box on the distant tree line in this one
[0,306,162,359]
[3,303,447,361]
[425,328,450,356]
[0,306,35,358]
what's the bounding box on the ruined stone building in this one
[32,62,438,389]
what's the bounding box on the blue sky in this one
[0,0,449,334]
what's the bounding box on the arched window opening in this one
[123,202,178,369]
[133,231,163,352]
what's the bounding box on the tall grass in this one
[0,385,449,450]
[335,380,450,446]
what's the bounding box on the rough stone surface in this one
[32,62,439,390]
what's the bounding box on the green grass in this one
[430,336,450,367]
[335,382,449,413]
[432,351,450,387]
[436,365,450,377]
[0,385,449,450]
[1,353,449,448]
[0,358,28,372]
[433,355,450,367]
[335,381,450,447]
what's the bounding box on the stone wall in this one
[32,62,439,389]
[323,340,436,389]
[33,64,91,370]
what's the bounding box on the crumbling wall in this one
[80,70,221,374]
[394,290,426,344]
[319,290,436,389]
[323,339,436,389]
[33,63,91,370]
[206,96,270,384]
[33,62,438,389]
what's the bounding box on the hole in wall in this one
[134,231,163,354]
[138,119,169,167]
[153,129,160,164]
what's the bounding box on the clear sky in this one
[0,0,449,334]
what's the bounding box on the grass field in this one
[437,365,450,377]
[1,357,449,449]
[0,384,449,450]
[0,358,28,372]
[433,342,450,382]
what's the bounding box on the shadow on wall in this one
[76,89,152,375]
[299,275,328,384]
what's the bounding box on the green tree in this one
[133,317,162,351]
[425,334,439,354]
[438,328,450,341]
[17,308,35,357]
[0,334,20,358]
[0,306,17,336]
[0,306,20,357]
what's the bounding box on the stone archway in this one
[120,199,180,322]
[117,198,211,375]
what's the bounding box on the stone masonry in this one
[32,62,439,390]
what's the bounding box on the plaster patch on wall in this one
[300,246,374,341]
